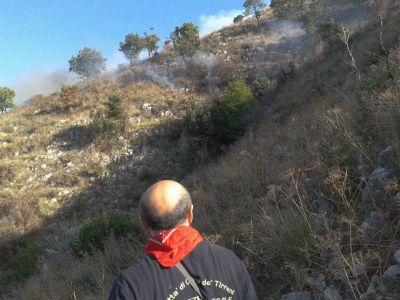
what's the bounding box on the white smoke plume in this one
[199,9,243,37]
[9,69,79,105]
[142,64,175,90]
[107,51,128,71]
[191,51,217,92]
[267,20,306,41]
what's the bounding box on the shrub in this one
[91,95,126,134]
[185,103,213,140]
[72,212,143,256]
[106,95,125,120]
[318,21,342,55]
[277,62,296,87]
[213,80,255,144]
[0,161,16,184]
[60,85,79,102]
[233,14,244,23]
[185,81,255,152]
[1,239,43,282]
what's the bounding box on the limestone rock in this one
[307,273,326,291]
[383,265,400,279]
[367,168,390,189]
[378,146,397,170]
[142,103,157,116]
[361,211,382,233]
[394,250,400,264]
[362,167,391,207]
[324,288,342,300]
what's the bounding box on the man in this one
[108,180,258,300]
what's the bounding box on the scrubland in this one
[1,1,399,299]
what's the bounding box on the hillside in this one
[1,1,400,299]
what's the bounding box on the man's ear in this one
[139,214,148,230]
[187,204,193,224]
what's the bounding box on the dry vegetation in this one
[1,1,400,299]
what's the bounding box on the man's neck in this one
[149,222,190,237]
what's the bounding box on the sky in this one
[0,0,270,103]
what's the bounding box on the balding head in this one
[139,180,193,231]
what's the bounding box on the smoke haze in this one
[10,69,79,105]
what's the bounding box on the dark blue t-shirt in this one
[108,240,258,300]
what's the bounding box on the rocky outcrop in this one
[364,249,400,299]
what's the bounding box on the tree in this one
[69,47,106,78]
[0,87,15,114]
[119,34,145,63]
[339,25,361,80]
[244,0,266,27]
[170,22,200,57]
[233,14,244,23]
[143,34,160,57]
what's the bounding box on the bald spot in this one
[141,180,190,216]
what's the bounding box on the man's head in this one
[139,180,193,232]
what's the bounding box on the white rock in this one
[58,189,70,196]
[165,110,173,118]
[383,265,400,279]
[50,198,57,203]
[42,173,53,181]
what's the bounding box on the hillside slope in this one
[1,2,400,299]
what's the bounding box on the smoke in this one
[267,20,306,41]
[199,9,243,37]
[191,51,217,92]
[107,51,128,71]
[142,64,175,90]
[10,69,79,105]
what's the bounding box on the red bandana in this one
[145,226,204,268]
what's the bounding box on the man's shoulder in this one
[190,240,243,265]
[196,239,236,255]
[120,255,155,275]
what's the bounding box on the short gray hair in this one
[139,191,192,231]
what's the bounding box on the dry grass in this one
[1,3,400,299]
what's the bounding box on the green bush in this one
[92,115,117,132]
[1,239,43,282]
[318,21,342,55]
[213,80,255,144]
[185,103,213,141]
[185,81,255,151]
[233,14,244,23]
[106,95,125,119]
[72,212,142,256]
[90,95,126,134]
